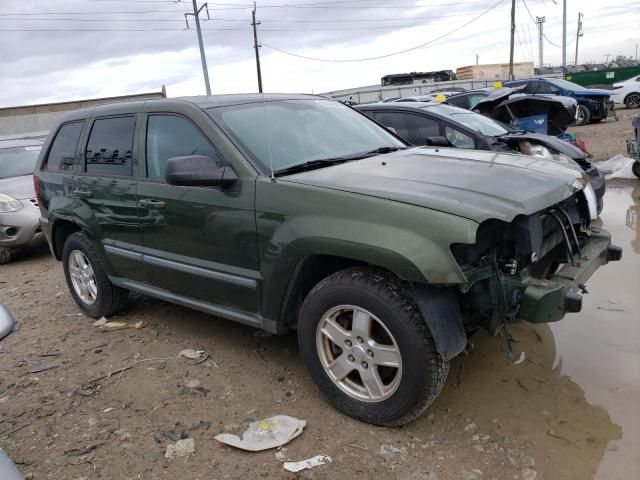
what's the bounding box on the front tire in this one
[298,267,448,426]
[633,161,640,179]
[62,232,129,318]
[0,247,12,265]
[624,93,640,109]
[575,105,591,126]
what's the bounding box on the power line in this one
[259,0,505,62]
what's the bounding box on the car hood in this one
[0,174,35,200]
[497,131,588,161]
[572,88,611,97]
[284,148,586,223]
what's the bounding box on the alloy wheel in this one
[315,305,402,402]
[626,93,640,109]
[68,250,98,305]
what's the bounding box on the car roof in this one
[53,93,327,123]
[0,138,44,149]
[357,101,440,110]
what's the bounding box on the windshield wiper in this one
[273,146,407,177]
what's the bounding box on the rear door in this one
[74,114,145,282]
[137,111,261,317]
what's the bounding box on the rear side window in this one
[45,121,83,171]
[146,115,224,180]
[373,112,440,146]
[85,116,135,176]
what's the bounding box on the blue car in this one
[504,78,613,126]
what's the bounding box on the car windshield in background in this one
[0,146,42,179]
[547,78,586,92]
[425,104,511,136]
[208,99,405,174]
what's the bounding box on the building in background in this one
[0,87,166,137]
[456,62,534,80]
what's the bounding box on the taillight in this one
[33,175,41,204]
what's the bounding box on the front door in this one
[137,113,260,316]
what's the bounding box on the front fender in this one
[256,178,478,321]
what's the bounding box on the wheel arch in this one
[51,219,81,260]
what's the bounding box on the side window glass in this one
[373,112,440,146]
[45,121,83,171]
[146,115,224,180]
[445,126,475,149]
[468,94,487,109]
[85,116,135,176]
[523,82,537,94]
[446,95,470,109]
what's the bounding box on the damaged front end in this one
[452,183,621,336]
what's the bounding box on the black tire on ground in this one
[0,247,11,265]
[591,118,603,123]
[575,105,591,126]
[632,161,640,179]
[624,93,640,109]
[62,232,129,318]
[298,266,448,426]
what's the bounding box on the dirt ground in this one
[1,111,639,480]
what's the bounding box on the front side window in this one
[445,125,475,149]
[426,104,510,137]
[46,121,83,171]
[146,115,224,180]
[0,145,42,179]
[85,116,135,176]
[373,112,440,146]
[207,99,404,173]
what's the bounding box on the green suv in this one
[34,94,621,426]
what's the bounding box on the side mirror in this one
[425,136,450,147]
[164,155,238,187]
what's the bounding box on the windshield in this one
[425,104,511,136]
[207,99,405,173]
[547,78,586,92]
[0,145,42,179]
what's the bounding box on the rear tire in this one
[62,232,129,318]
[632,161,640,179]
[624,93,640,109]
[0,247,12,265]
[298,267,448,426]
[575,105,591,126]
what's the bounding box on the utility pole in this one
[562,0,567,69]
[185,1,211,95]
[251,2,263,93]
[604,53,611,63]
[536,16,546,68]
[508,0,516,80]
[574,12,583,66]
[476,53,479,65]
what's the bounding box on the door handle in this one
[73,189,92,198]
[138,199,166,209]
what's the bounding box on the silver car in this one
[0,139,44,264]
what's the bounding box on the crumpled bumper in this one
[515,229,621,323]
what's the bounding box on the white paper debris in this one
[514,351,526,365]
[283,454,332,473]
[214,415,306,451]
[179,349,205,360]
[165,438,195,459]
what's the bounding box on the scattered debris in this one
[98,321,129,330]
[513,351,526,365]
[283,454,331,473]
[64,442,104,456]
[214,415,306,452]
[380,444,400,455]
[134,320,146,329]
[38,350,61,357]
[522,468,537,480]
[165,438,195,459]
[103,407,114,413]
[165,423,188,441]
[179,349,205,360]
[275,447,289,462]
[27,362,60,374]
[462,469,483,480]
[464,423,477,432]
[92,317,108,327]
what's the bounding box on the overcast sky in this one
[0,0,638,107]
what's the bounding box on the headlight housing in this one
[0,194,23,213]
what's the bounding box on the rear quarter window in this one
[45,121,84,171]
